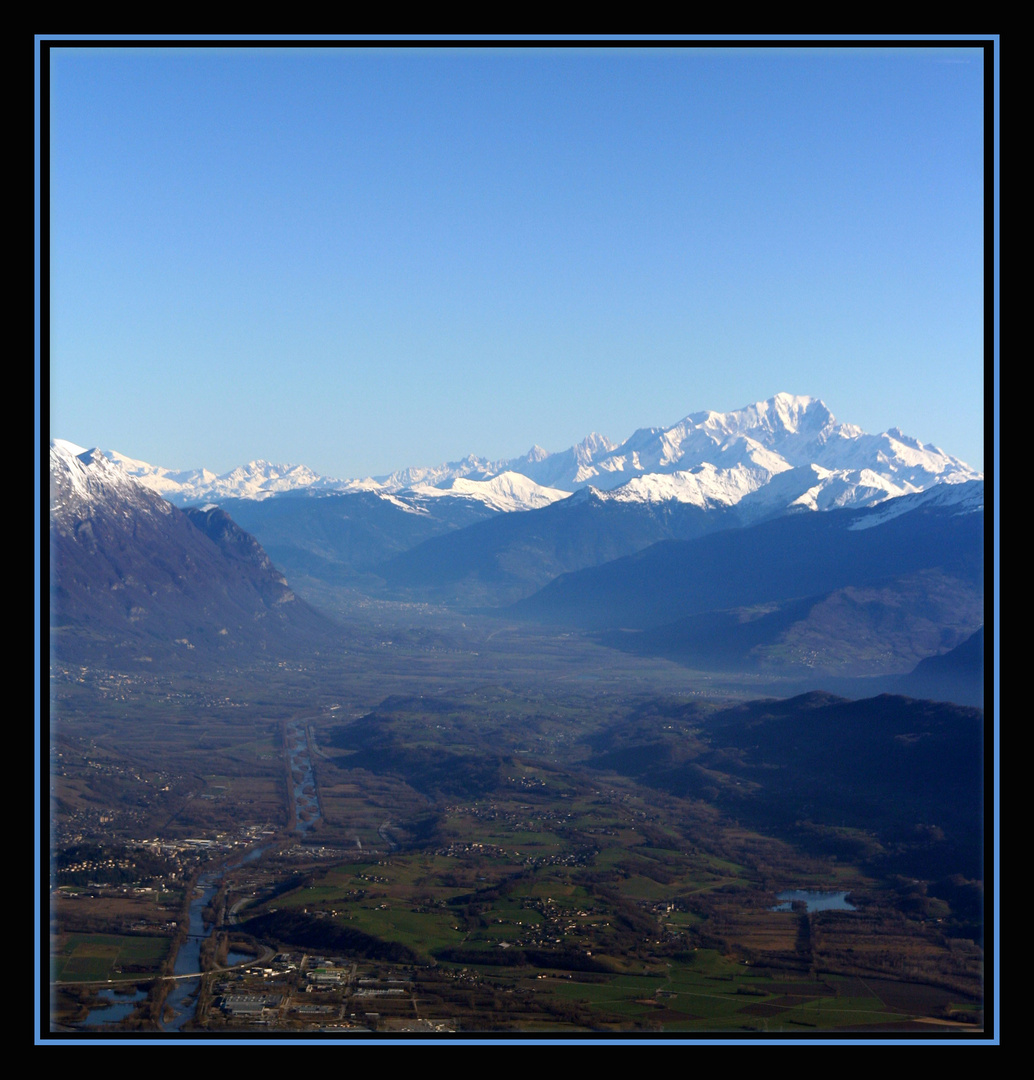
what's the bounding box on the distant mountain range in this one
[50,393,985,698]
[99,393,980,516]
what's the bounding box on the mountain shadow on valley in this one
[586,691,983,881]
[328,699,507,800]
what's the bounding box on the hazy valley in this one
[47,394,988,1036]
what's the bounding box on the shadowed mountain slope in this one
[50,441,338,665]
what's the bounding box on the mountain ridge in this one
[76,392,980,516]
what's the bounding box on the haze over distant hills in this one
[51,393,984,698]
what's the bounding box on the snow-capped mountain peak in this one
[61,392,981,522]
[50,439,174,528]
[52,438,89,457]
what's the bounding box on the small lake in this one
[78,987,148,1027]
[771,890,856,913]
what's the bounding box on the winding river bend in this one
[161,874,220,1029]
[78,716,321,1030]
[160,718,320,1027]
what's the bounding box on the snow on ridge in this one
[376,492,431,515]
[574,432,616,462]
[52,438,89,457]
[56,391,982,516]
[50,439,172,522]
[602,463,775,508]
[587,394,839,481]
[784,468,916,514]
[98,450,358,505]
[847,478,984,530]
[409,471,572,513]
[375,454,505,493]
[52,440,133,494]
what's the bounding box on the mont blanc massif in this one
[48,393,988,1037]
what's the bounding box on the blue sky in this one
[46,41,990,478]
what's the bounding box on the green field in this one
[53,933,169,983]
